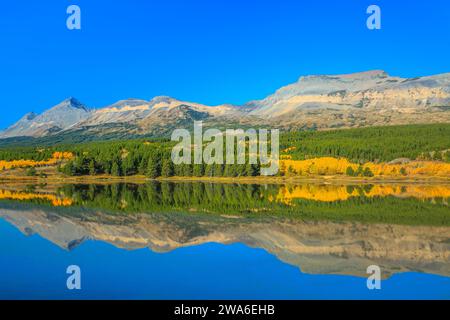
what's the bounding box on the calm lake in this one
[0,181,449,299]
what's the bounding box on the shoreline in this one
[0,174,449,186]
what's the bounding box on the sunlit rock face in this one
[246,70,450,129]
[248,71,450,116]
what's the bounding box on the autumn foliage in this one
[279,157,450,178]
[0,152,73,171]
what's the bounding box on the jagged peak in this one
[62,96,83,105]
[21,112,38,121]
[51,97,89,111]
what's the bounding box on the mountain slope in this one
[75,98,151,126]
[0,98,91,138]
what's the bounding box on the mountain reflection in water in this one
[0,181,449,280]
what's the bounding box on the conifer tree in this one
[111,160,122,176]
[146,154,161,178]
[89,159,96,175]
[161,158,174,177]
[346,166,355,176]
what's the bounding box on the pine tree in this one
[204,164,214,177]
[89,159,96,175]
[193,164,204,177]
[173,164,184,177]
[214,164,224,177]
[356,166,364,177]
[74,155,87,175]
[111,160,122,176]
[122,156,136,176]
[224,164,237,177]
[245,163,258,176]
[363,167,374,177]
[138,157,147,175]
[161,158,174,177]
[236,164,246,176]
[346,166,355,176]
[146,155,160,178]
[183,164,193,176]
[63,161,76,176]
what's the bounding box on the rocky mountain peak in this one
[0,98,91,138]
[53,97,89,111]
[21,112,38,121]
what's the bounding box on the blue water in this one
[0,219,449,300]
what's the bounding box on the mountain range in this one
[2,70,449,143]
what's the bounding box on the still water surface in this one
[0,182,449,299]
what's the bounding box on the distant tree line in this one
[54,139,262,178]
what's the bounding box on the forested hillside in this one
[280,124,450,162]
[0,124,449,178]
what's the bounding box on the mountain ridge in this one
[2,70,450,142]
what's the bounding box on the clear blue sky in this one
[0,0,449,128]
